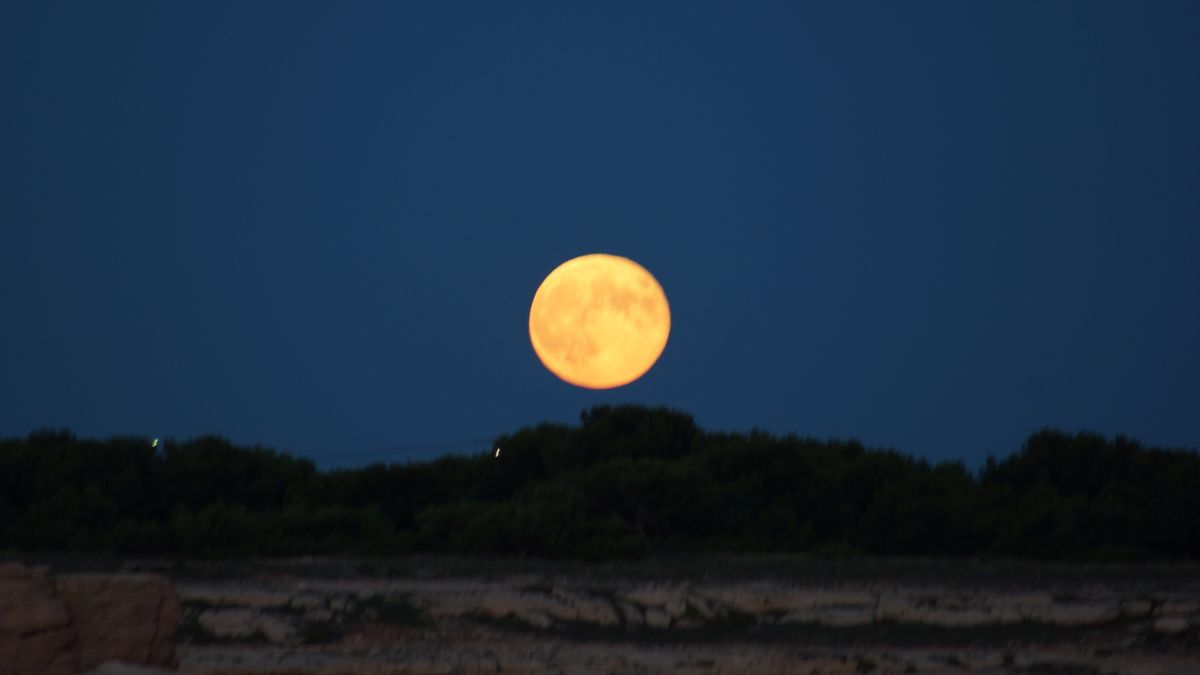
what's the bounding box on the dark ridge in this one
[2,405,1198,561]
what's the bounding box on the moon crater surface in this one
[528,254,670,389]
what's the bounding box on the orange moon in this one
[529,254,670,389]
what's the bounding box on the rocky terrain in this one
[4,557,1199,674]
[0,563,177,675]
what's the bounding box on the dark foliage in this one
[2,406,1197,560]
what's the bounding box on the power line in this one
[302,435,499,464]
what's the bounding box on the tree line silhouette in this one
[2,405,1197,560]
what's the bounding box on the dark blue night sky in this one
[3,2,1197,468]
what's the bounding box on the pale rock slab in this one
[197,607,298,643]
[1154,616,1190,635]
[617,601,644,628]
[622,583,689,616]
[551,589,620,627]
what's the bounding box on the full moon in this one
[529,254,670,389]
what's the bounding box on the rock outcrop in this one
[0,563,77,675]
[169,563,1200,674]
[56,573,178,672]
[0,563,177,675]
[196,608,296,644]
[177,570,1200,643]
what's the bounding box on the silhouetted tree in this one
[2,408,1197,560]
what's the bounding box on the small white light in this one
[151,438,159,448]
[493,447,501,458]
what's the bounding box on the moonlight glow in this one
[529,253,670,389]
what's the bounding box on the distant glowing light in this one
[528,253,670,389]
[494,447,501,458]
[151,438,159,448]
